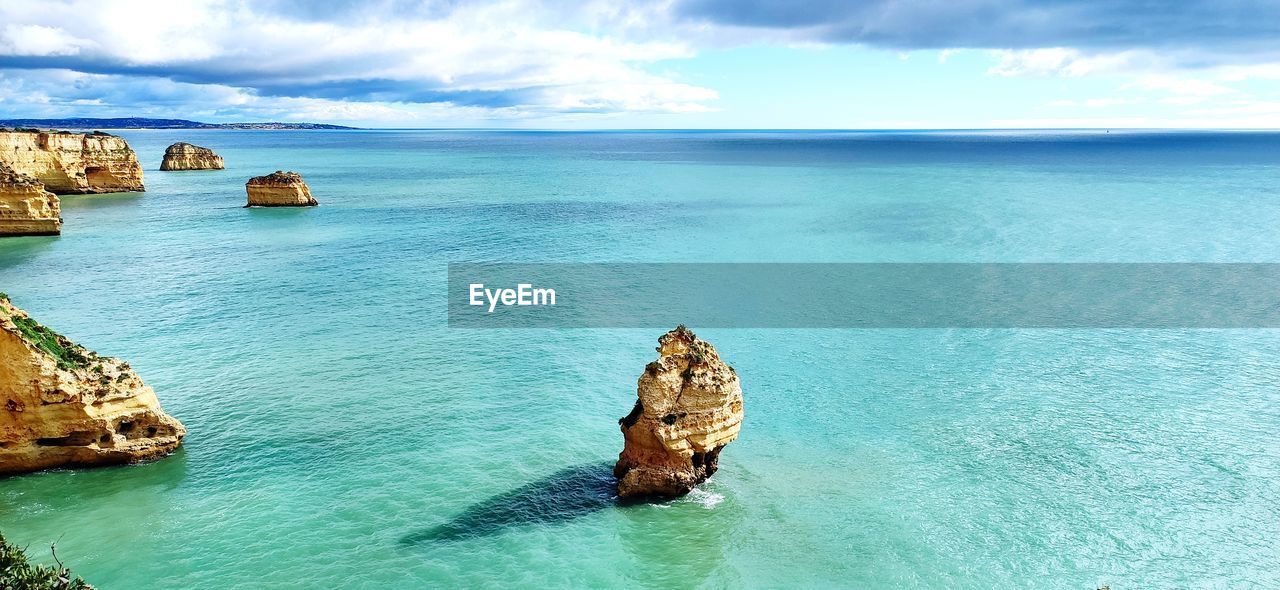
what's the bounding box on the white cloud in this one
[1216,63,1280,82]
[0,0,717,118]
[1159,96,1207,106]
[1047,97,1141,108]
[986,48,1136,77]
[0,24,88,56]
[1183,100,1280,117]
[3,0,1280,127]
[1126,75,1236,96]
[0,69,513,125]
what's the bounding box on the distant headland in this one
[0,117,357,130]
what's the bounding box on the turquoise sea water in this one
[2,130,1279,588]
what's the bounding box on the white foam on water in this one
[684,486,725,509]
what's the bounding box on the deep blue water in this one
[1,130,1278,588]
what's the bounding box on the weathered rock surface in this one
[245,170,317,207]
[160,142,225,171]
[0,129,144,194]
[0,163,60,236]
[614,326,744,498]
[0,295,184,476]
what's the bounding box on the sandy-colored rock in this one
[160,142,225,171]
[0,296,184,476]
[614,326,744,498]
[245,170,317,207]
[0,163,60,236]
[0,129,144,194]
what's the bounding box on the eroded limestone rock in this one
[614,326,743,498]
[0,295,185,476]
[0,129,144,194]
[245,170,317,207]
[0,163,60,236]
[160,142,225,171]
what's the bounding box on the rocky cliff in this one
[0,163,60,236]
[160,142,225,171]
[614,326,743,498]
[245,170,317,207]
[0,129,144,194]
[0,295,184,476]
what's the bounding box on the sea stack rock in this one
[245,171,317,207]
[0,129,144,193]
[614,326,744,498]
[0,295,185,476]
[160,142,225,171]
[0,163,61,236]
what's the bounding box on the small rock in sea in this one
[244,170,317,207]
[614,325,744,498]
[160,142,225,171]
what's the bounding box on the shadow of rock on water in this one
[58,191,145,211]
[401,461,620,545]
[0,235,56,270]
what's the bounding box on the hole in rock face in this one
[146,426,158,437]
[117,421,134,434]
[99,434,110,444]
[662,414,678,425]
[84,166,122,187]
[0,441,17,449]
[5,399,18,412]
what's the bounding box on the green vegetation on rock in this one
[0,300,93,370]
[0,533,93,590]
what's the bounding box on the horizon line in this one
[19,126,1280,132]
[6,118,1280,133]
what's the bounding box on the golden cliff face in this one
[0,129,145,194]
[245,170,317,207]
[0,163,61,236]
[614,326,744,498]
[0,296,184,476]
[160,142,225,171]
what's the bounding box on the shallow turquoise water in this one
[2,130,1280,588]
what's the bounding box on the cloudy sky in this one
[2,0,1279,128]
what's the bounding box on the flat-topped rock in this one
[0,163,60,236]
[614,325,744,498]
[245,170,317,207]
[0,129,144,194]
[160,142,225,171]
[0,295,185,475]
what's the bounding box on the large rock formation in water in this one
[614,326,744,498]
[245,171,317,207]
[0,163,60,236]
[0,129,144,194]
[0,295,185,476]
[160,142,225,171]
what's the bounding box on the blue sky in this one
[2,0,1279,128]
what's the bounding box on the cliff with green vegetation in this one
[0,294,185,476]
